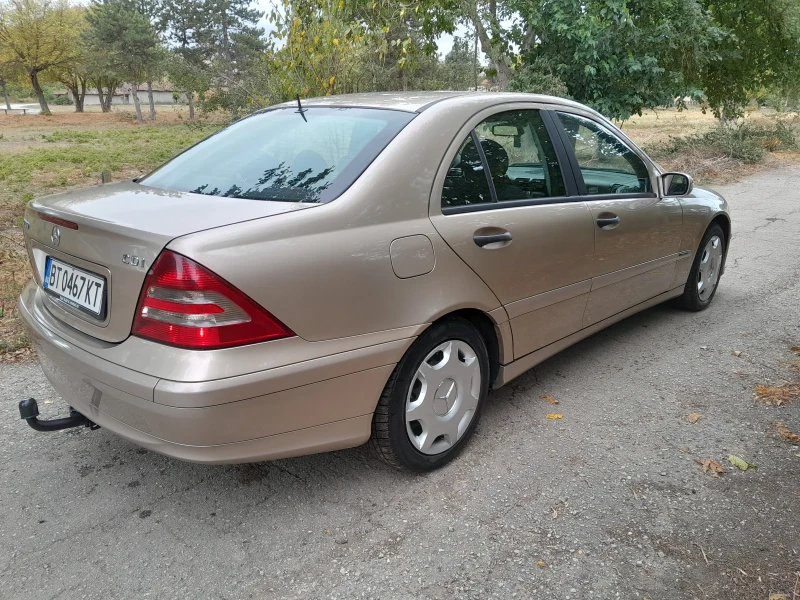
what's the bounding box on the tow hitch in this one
[18,398,99,432]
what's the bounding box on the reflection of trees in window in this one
[190,161,335,203]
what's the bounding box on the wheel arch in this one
[429,308,506,389]
[709,213,731,274]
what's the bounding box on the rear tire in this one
[370,317,490,471]
[678,223,725,311]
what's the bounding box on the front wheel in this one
[370,318,490,471]
[678,223,726,311]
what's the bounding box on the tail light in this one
[132,251,294,349]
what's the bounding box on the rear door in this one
[429,104,595,360]
[553,111,683,326]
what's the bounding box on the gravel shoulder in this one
[1,167,799,600]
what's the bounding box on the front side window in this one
[142,107,415,203]
[474,109,566,201]
[557,112,652,195]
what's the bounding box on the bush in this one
[52,94,73,105]
[656,122,798,164]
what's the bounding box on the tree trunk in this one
[146,80,156,120]
[103,84,114,112]
[0,79,10,110]
[78,78,87,112]
[131,85,143,123]
[29,70,51,115]
[97,85,106,111]
[188,92,195,120]
[68,84,84,112]
[471,12,513,89]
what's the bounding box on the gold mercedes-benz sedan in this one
[17,92,730,471]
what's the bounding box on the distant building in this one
[54,83,187,106]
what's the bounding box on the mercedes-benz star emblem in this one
[50,225,61,247]
[433,379,457,416]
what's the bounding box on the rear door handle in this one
[596,216,620,229]
[474,232,513,247]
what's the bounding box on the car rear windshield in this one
[140,107,415,203]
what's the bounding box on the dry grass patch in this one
[622,108,800,183]
[775,424,800,444]
[755,384,800,406]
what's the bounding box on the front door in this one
[555,111,683,326]
[429,107,596,360]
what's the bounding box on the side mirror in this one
[661,172,694,197]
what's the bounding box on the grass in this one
[0,106,222,361]
[0,104,799,359]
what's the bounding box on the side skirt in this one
[494,285,685,388]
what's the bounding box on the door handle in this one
[473,232,513,247]
[596,215,620,229]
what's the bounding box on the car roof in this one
[275,91,587,114]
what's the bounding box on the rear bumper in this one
[17,281,405,463]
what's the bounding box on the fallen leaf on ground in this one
[776,424,800,444]
[688,412,702,423]
[694,459,725,476]
[732,350,742,357]
[754,383,800,406]
[727,455,758,471]
[541,395,559,405]
[545,413,563,420]
[769,593,789,600]
[537,560,546,568]
[790,346,800,355]
[552,508,558,519]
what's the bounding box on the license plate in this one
[43,257,106,317]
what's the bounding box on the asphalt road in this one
[1,167,799,600]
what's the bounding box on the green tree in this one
[47,6,91,112]
[506,0,727,119]
[85,0,162,122]
[0,34,25,109]
[0,0,84,115]
[201,0,264,76]
[699,0,800,120]
[161,0,210,119]
[84,48,124,113]
[443,36,479,90]
[119,0,163,119]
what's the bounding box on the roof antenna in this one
[295,94,308,122]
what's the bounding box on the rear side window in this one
[141,107,415,203]
[441,135,494,207]
[474,109,566,200]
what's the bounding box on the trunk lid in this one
[24,181,314,343]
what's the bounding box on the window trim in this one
[551,110,657,199]
[470,129,499,203]
[540,110,581,197]
[442,194,577,215]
